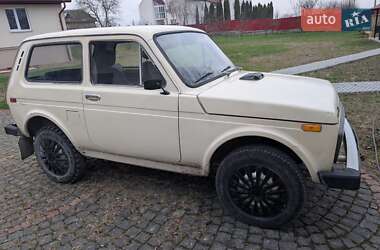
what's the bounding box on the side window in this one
[90,41,165,86]
[90,41,140,85]
[26,43,82,83]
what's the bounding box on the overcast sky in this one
[67,0,377,26]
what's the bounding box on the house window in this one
[154,5,166,20]
[5,8,31,32]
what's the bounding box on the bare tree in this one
[182,0,191,25]
[341,0,357,8]
[167,0,182,25]
[77,0,120,27]
[316,0,358,8]
[319,0,342,8]
[291,0,319,15]
[166,0,194,25]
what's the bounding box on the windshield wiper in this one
[194,72,214,84]
[221,65,232,73]
[194,66,239,85]
[221,65,240,74]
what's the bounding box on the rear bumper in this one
[4,123,20,136]
[4,123,34,160]
[319,119,361,190]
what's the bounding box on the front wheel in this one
[215,145,305,228]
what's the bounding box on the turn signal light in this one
[302,124,322,132]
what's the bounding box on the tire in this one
[215,144,305,228]
[34,125,86,183]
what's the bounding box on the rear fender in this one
[23,111,80,151]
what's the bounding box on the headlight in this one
[334,105,345,163]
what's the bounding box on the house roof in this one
[64,9,96,23]
[373,4,380,10]
[0,0,70,4]
[153,0,165,5]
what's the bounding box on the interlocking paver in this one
[335,82,380,93]
[2,110,380,249]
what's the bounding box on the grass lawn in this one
[340,93,380,172]
[0,74,9,109]
[301,55,380,83]
[213,31,380,72]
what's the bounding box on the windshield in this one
[155,32,235,88]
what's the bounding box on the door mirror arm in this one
[160,87,170,95]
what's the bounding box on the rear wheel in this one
[34,125,86,183]
[215,145,305,228]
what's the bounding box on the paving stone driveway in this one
[2,110,380,250]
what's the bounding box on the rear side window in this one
[26,43,82,83]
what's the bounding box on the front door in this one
[82,37,180,163]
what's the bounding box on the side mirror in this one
[144,79,162,90]
[143,79,170,95]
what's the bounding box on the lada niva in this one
[4,26,360,228]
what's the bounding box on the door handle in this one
[85,94,101,102]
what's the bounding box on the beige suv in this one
[4,26,360,228]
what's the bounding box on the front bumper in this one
[319,119,361,190]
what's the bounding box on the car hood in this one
[197,72,339,124]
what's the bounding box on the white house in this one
[139,0,167,25]
[0,0,70,70]
[139,0,220,26]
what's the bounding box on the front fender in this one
[201,126,320,182]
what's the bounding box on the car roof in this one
[22,25,204,43]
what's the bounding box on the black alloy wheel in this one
[216,144,305,228]
[37,137,70,177]
[228,165,288,218]
[34,125,86,183]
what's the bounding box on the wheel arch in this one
[203,129,317,181]
[23,112,79,151]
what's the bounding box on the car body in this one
[4,26,360,228]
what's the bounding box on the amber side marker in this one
[302,124,322,132]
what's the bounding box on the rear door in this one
[82,36,180,163]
